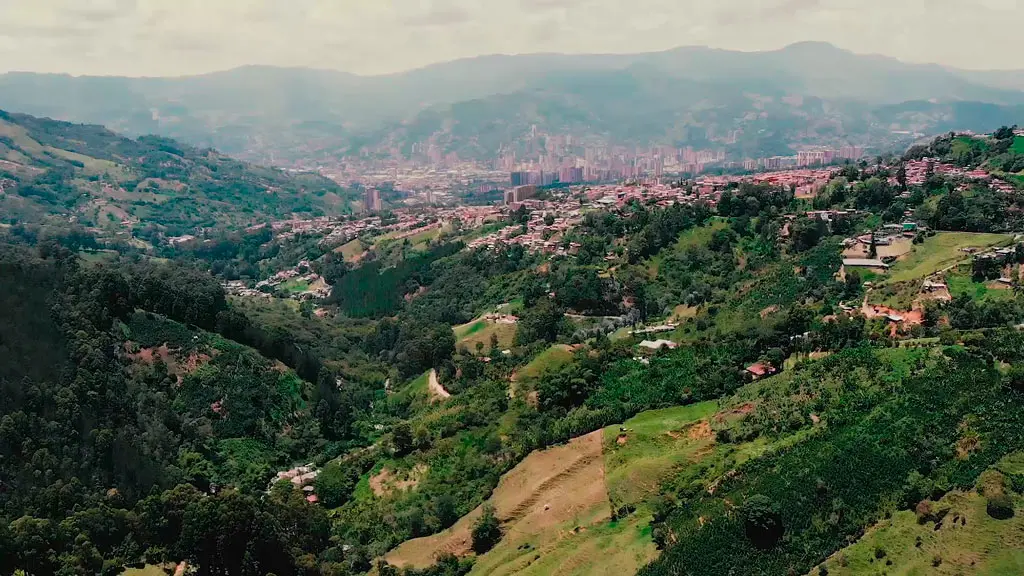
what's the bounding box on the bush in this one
[471,505,502,553]
[987,493,1015,520]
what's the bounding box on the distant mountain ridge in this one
[1,42,1022,163]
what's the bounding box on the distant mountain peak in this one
[779,40,846,52]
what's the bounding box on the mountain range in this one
[1,42,1022,164]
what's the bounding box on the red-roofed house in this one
[745,363,777,380]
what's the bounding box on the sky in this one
[0,0,1021,77]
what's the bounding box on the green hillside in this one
[0,110,354,236]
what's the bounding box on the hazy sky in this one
[0,0,1021,76]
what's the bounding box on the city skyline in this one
[1,0,1023,77]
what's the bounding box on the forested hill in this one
[0,243,385,575]
[0,110,354,236]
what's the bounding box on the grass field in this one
[122,565,174,576]
[516,345,575,383]
[945,272,1016,303]
[813,489,1024,575]
[277,278,310,295]
[335,238,367,262]
[1012,136,1024,155]
[454,318,517,353]
[883,232,1013,284]
[469,512,657,576]
[392,371,431,406]
[602,402,719,508]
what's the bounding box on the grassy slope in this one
[884,232,1013,284]
[603,403,719,509]
[335,238,367,262]
[812,491,1024,576]
[945,272,1016,303]
[815,450,1024,575]
[474,365,822,576]
[454,319,518,353]
[516,345,575,383]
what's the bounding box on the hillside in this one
[7,130,1024,576]
[0,110,353,237]
[2,43,1023,163]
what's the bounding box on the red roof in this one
[745,363,774,377]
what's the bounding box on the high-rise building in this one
[510,171,529,186]
[559,166,584,183]
[839,146,864,161]
[504,185,538,205]
[364,189,382,212]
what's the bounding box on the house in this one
[842,258,890,274]
[745,363,777,380]
[638,339,678,352]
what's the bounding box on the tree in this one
[740,495,784,549]
[489,332,499,351]
[994,125,1017,141]
[1005,364,1024,392]
[315,461,361,508]
[471,505,502,553]
[392,422,413,456]
[179,490,292,576]
[514,298,564,345]
[790,217,827,252]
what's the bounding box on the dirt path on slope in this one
[428,368,451,401]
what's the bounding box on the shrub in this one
[471,505,502,553]
[987,493,1015,520]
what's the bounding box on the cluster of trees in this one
[329,243,462,317]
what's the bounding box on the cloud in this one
[401,6,472,28]
[0,0,1018,76]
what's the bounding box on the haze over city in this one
[1,0,1022,76]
